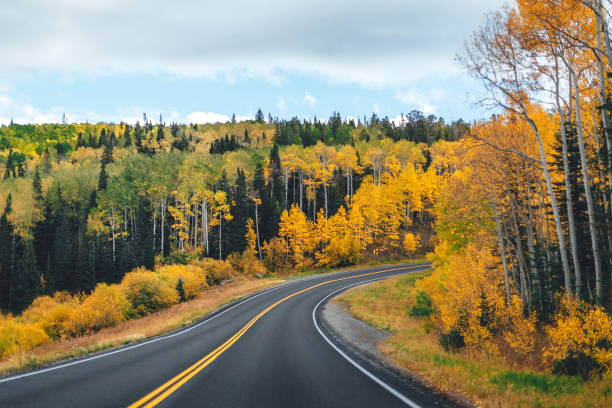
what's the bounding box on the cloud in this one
[0,0,505,88]
[394,89,445,114]
[303,92,317,106]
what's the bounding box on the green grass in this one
[491,370,584,396]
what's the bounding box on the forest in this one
[0,109,466,315]
[2,0,612,383]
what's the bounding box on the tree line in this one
[0,110,460,314]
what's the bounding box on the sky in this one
[0,0,506,125]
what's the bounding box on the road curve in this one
[0,263,461,408]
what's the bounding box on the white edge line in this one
[0,264,425,384]
[312,271,423,408]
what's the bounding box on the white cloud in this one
[183,112,228,124]
[303,92,317,106]
[0,0,506,88]
[394,89,445,114]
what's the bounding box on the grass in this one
[335,273,612,408]
[0,277,282,376]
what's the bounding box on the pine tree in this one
[255,108,265,123]
[0,195,12,310]
[33,166,43,202]
[9,239,40,313]
[101,141,114,165]
[123,126,132,147]
[98,161,108,191]
[4,148,14,179]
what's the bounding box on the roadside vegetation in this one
[0,273,281,375]
[337,273,612,408]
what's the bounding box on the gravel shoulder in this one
[322,293,474,408]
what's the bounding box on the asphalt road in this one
[0,263,463,408]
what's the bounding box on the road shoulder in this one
[321,289,474,408]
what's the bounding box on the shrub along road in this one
[0,263,460,408]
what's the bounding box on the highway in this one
[0,263,462,407]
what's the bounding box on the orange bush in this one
[22,293,81,340]
[64,284,129,337]
[0,315,50,358]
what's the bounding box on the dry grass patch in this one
[336,273,612,408]
[0,278,282,376]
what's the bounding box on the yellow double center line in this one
[128,265,424,408]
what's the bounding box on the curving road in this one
[0,263,462,408]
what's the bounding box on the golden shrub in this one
[158,264,208,300]
[502,296,538,357]
[22,293,80,339]
[64,284,129,337]
[0,315,51,359]
[121,269,179,317]
[544,296,612,372]
[195,258,235,283]
[262,237,287,272]
[227,252,268,277]
[403,233,419,256]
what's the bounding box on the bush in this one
[22,293,81,340]
[196,259,235,285]
[262,237,287,272]
[227,252,268,277]
[317,234,361,268]
[545,296,612,374]
[439,329,466,352]
[0,315,51,358]
[64,284,129,337]
[158,264,208,300]
[403,233,419,256]
[121,269,179,317]
[409,290,433,318]
[552,351,604,379]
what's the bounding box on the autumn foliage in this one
[0,258,243,359]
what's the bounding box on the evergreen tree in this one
[98,161,108,191]
[32,166,43,202]
[0,195,13,310]
[98,128,108,148]
[76,132,85,148]
[255,108,265,123]
[101,141,114,165]
[4,148,14,179]
[9,239,40,313]
[123,126,132,147]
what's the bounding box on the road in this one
[0,263,462,408]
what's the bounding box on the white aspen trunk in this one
[111,206,116,270]
[204,200,209,255]
[219,211,222,260]
[193,202,198,249]
[299,170,303,211]
[522,111,572,296]
[490,185,512,306]
[255,202,262,261]
[161,198,166,256]
[553,55,582,295]
[323,181,328,219]
[569,67,604,303]
[313,181,317,224]
[153,209,157,252]
[285,169,288,209]
[505,175,529,307]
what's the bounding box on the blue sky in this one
[0,0,506,125]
